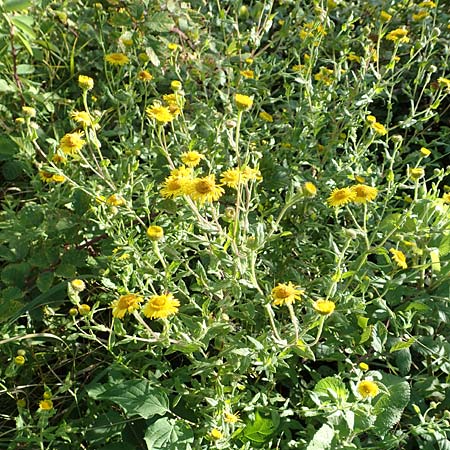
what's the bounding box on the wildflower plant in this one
[1,0,450,449]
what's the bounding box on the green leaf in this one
[314,377,348,402]
[242,411,277,444]
[306,423,334,450]
[1,262,32,288]
[291,339,316,360]
[0,135,19,160]
[97,380,169,419]
[36,272,54,293]
[390,337,415,353]
[144,418,194,450]
[3,0,32,11]
[145,12,174,32]
[55,263,77,278]
[0,79,15,93]
[0,288,24,321]
[373,379,410,437]
[395,349,412,376]
[10,15,35,39]
[85,410,125,444]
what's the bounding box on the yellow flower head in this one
[210,428,223,439]
[39,170,55,183]
[418,0,436,6]
[138,70,153,81]
[271,282,305,306]
[351,184,378,203]
[235,93,253,111]
[186,175,224,204]
[442,193,450,204]
[380,10,392,22]
[161,176,186,199]
[240,69,254,79]
[420,147,431,157]
[78,75,94,91]
[437,77,450,92]
[390,248,408,269]
[303,182,317,197]
[105,53,130,66]
[52,174,66,183]
[106,194,126,206]
[70,110,93,127]
[241,166,262,182]
[386,28,409,43]
[371,122,387,135]
[181,151,204,168]
[412,10,429,21]
[220,168,242,189]
[357,380,379,398]
[146,104,174,124]
[14,355,25,365]
[78,304,91,316]
[314,67,334,85]
[71,279,86,292]
[327,187,356,207]
[112,293,143,319]
[147,225,164,241]
[69,307,78,316]
[359,362,369,371]
[259,111,274,122]
[171,80,182,91]
[59,131,85,156]
[409,167,425,180]
[39,400,53,411]
[22,106,36,117]
[168,42,180,51]
[313,299,335,315]
[143,293,180,319]
[224,411,240,423]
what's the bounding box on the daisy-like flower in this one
[59,131,85,156]
[52,174,65,183]
[418,0,436,6]
[39,170,55,183]
[138,70,153,81]
[359,362,369,371]
[313,299,336,315]
[143,293,180,319]
[437,77,450,92]
[14,355,25,365]
[181,151,204,168]
[409,167,424,180]
[168,42,180,51]
[314,67,334,85]
[52,153,67,164]
[235,93,253,111]
[271,282,305,306]
[240,69,254,79]
[327,187,356,207]
[442,193,450,204]
[186,175,224,204]
[210,429,223,440]
[412,10,429,21]
[385,28,409,43]
[106,194,126,206]
[380,10,392,22]
[112,293,143,319]
[39,400,53,411]
[22,106,36,117]
[221,168,242,189]
[78,75,94,91]
[70,111,93,127]
[71,279,86,292]
[147,225,164,241]
[303,181,317,197]
[357,380,379,398]
[146,103,174,124]
[366,115,377,124]
[420,147,431,157]
[160,166,192,199]
[390,248,408,269]
[104,53,130,66]
[224,412,240,423]
[78,304,91,315]
[241,166,262,182]
[171,80,182,91]
[370,122,387,135]
[351,184,378,203]
[259,111,273,122]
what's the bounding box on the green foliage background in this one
[1,0,450,448]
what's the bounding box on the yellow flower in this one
[78,75,94,91]
[418,1,436,6]
[259,111,273,122]
[168,42,180,51]
[210,428,223,439]
[171,80,182,91]
[181,151,204,168]
[39,400,53,411]
[52,174,65,183]
[442,193,450,204]
[313,299,335,315]
[161,176,186,199]
[220,168,242,189]
[314,67,334,85]
[14,355,25,365]
[106,194,126,206]
[70,111,93,127]
[105,53,130,65]
[235,93,253,111]
[371,122,387,135]
[147,225,164,241]
[39,170,55,183]
[22,106,36,117]
[240,69,254,79]
[366,115,377,124]
[327,187,356,207]
[69,307,78,316]
[245,57,254,64]
[71,279,86,292]
[412,10,429,21]
[224,411,240,423]
[43,391,52,400]
[386,28,409,43]
[78,304,91,316]
[59,131,85,156]
[146,104,174,124]
[15,117,25,124]
[143,293,180,319]
[390,248,408,269]
[350,184,378,203]
[186,175,224,204]
[271,282,305,306]
[357,380,379,398]
[347,53,361,63]
[409,167,425,180]
[112,293,143,319]
[138,70,153,81]
[241,166,262,182]
[380,10,392,22]
[420,147,431,157]
[359,362,369,371]
[355,175,365,183]
[437,77,450,92]
[303,182,317,197]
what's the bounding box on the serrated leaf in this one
[145,12,174,32]
[242,412,276,443]
[97,380,169,419]
[390,337,415,353]
[314,377,349,402]
[144,417,194,450]
[306,423,334,450]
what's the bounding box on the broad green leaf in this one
[314,377,348,402]
[97,380,169,419]
[1,262,32,288]
[145,12,174,32]
[86,410,125,443]
[242,412,277,444]
[144,418,194,450]
[405,302,430,312]
[292,339,315,360]
[0,135,19,160]
[10,15,35,38]
[390,337,415,353]
[36,272,54,293]
[306,423,334,450]
[3,0,32,11]
[395,349,412,376]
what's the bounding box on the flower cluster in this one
[327,184,378,207]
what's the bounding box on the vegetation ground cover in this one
[1,0,450,448]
